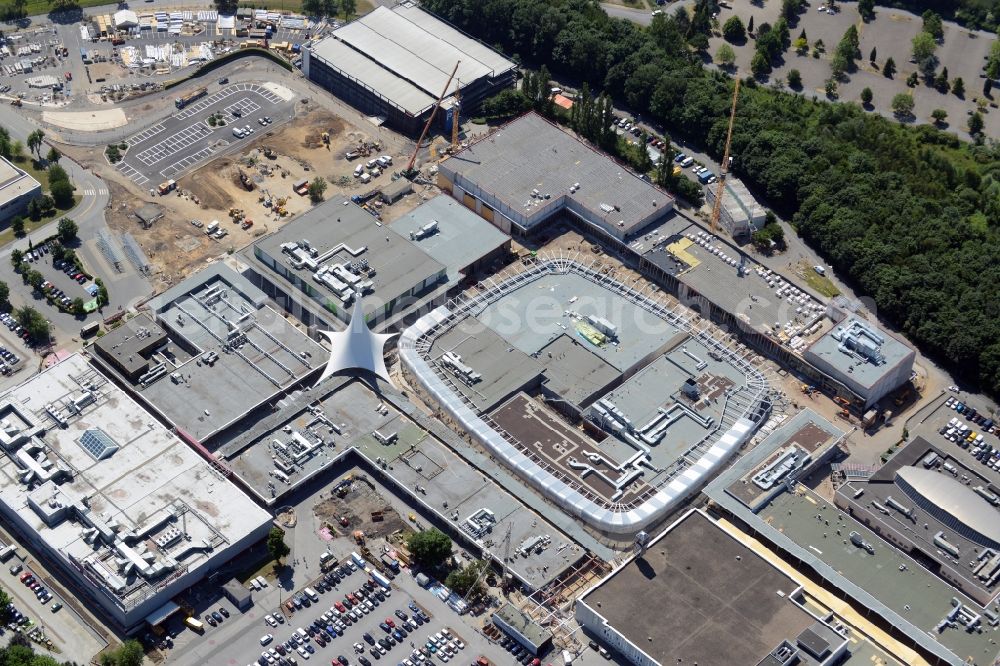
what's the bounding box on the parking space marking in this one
[127,123,165,144]
[134,122,213,166]
[223,97,261,118]
[159,145,217,179]
[116,161,149,186]
[173,83,279,120]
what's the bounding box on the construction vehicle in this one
[174,86,207,109]
[237,168,255,191]
[352,530,365,545]
[262,146,277,160]
[321,131,330,147]
[709,78,740,234]
[833,396,851,408]
[9,99,21,107]
[157,179,176,195]
[241,219,253,230]
[403,60,461,179]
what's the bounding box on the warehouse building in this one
[0,156,41,226]
[576,509,850,666]
[703,176,766,238]
[802,315,915,409]
[0,355,271,633]
[303,5,516,136]
[438,113,673,241]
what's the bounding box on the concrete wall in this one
[575,600,658,666]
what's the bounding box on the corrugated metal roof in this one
[310,6,514,117]
[896,466,1000,544]
[308,39,436,116]
[393,4,515,76]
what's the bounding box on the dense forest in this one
[424,0,1000,396]
[878,0,1000,31]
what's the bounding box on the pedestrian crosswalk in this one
[82,188,109,196]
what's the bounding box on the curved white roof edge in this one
[399,256,769,534]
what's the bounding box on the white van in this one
[359,173,371,184]
[304,587,319,602]
[232,127,245,138]
[206,220,219,235]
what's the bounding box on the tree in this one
[722,16,745,43]
[793,36,808,54]
[10,249,22,269]
[47,164,69,185]
[931,108,948,125]
[46,147,60,164]
[921,10,944,40]
[969,111,984,135]
[14,305,48,344]
[213,0,238,13]
[906,71,919,87]
[26,269,43,290]
[406,528,453,569]
[11,217,25,236]
[786,68,802,89]
[869,46,877,63]
[860,87,873,106]
[747,15,754,34]
[824,77,838,99]
[57,217,78,243]
[715,43,736,67]
[266,527,290,563]
[985,78,993,98]
[101,640,145,666]
[26,130,44,158]
[444,560,488,599]
[308,177,328,203]
[0,281,8,309]
[858,0,875,20]
[751,51,770,78]
[340,0,356,19]
[882,57,896,78]
[10,140,24,161]
[71,297,85,315]
[935,66,950,92]
[50,180,74,209]
[891,92,915,117]
[952,77,965,97]
[911,32,938,75]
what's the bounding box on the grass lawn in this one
[796,260,842,298]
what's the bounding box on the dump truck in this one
[175,86,207,109]
[293,179,309,196]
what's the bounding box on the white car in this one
[354,642,365,653]
[265,614,277,627]
[261,651,275,664]
[948,385,959,393]
[261,634,274,646]
[297,646,311,660]
[455,640,464,650]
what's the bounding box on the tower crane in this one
[404,61,460,178]
[450,86,461,153]
[709,78,740,234]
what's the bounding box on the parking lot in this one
[0,555,106,660]
[114,82,294,187]
[910,391,1000,484]
[166,554,513,666]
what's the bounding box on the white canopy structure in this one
[114,9,139,28]
[316,294,395,386]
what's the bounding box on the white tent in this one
[114,9,139,28]
[315,293,395,386]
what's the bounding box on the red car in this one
[385,619,395,628]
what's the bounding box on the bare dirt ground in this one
[314,475,406,541]
[62,107,416,291]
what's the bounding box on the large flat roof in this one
[0,355,269,619]
[803,317,915,390]
[442,113,671,236]
[429,316,543,414]
[311,5,514,116]
[0,156,41,203]
[705,435,999,666]
[124,264,326,442]
[580,510,814,665]
[249,199,447,323]
[640,217,826,337]
[389,195,509,281]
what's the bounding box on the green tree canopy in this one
[308,177,328,203]
[444,560,488,600]
[722,15,745,43]
[891,92,915,117]
[406,528,453,569]
[267,527,290,562]
[57,218,78,243]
